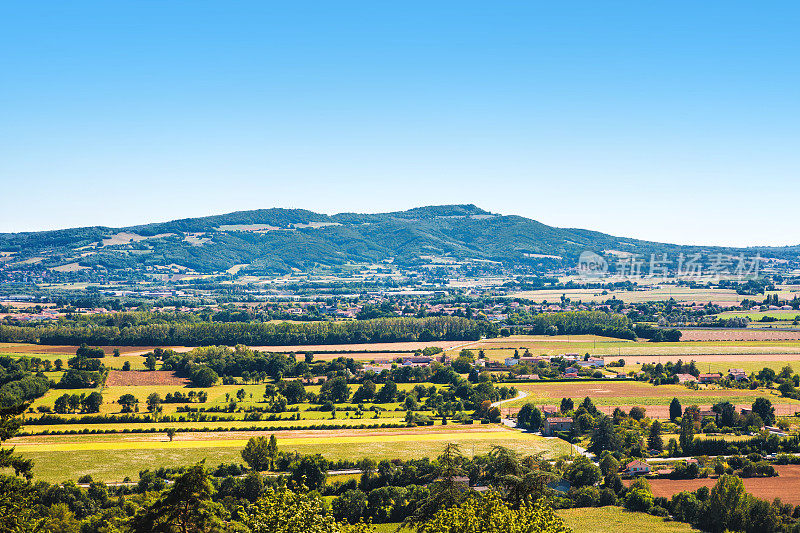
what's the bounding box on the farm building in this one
[402,356,433,367]
[542,417,573,436]
[626,460,651,475]
[727,369,749,381]
[516,374,540,380]
[676,373,698,384]
[698,373,723,384]
[575,357,605,368]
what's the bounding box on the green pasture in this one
[557,506,699,532]
[9,430,570,482]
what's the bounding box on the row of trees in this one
[0,316,490,346]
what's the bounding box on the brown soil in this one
[105,370,189,387]
[627,465,800,504]
[0,344,187,356]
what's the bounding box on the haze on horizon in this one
[1,2,798,247]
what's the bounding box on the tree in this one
[147,392,162,412]
[132,463,227,532]
[166,428,177,442]
[352,380,376,402]
[589,416,622,454]
[517,403,542,431]
[679,412,695,455]
[648,420,663,452]
[629,406,646,421]
[54,394,70,414]
[712,401,737,428]
[669,397,682,422]
[406,443,467,527]
[565,455,601,487]
[190,366,218,387]
[701,474,747,533]
[599,454,619,477]
[81,391,103,413]
[118,394,139,413]
[240,487,373,533]
[321,377,351,403]
[624,478,654,512]
[284,380,307,404]
[331,489,368,524]
[559,397,573,413]
[290,454,328,491]
[418,492,570,533]
[242,436,274,471]
[145,354,157,371]
[751,397,775,426]
[376,381,397,403]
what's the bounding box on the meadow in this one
[6,426,570,482]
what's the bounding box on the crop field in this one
[506,381,798,413]
[5,426,570,482]
[556,506,699,532]
[632,465,800,505]
[105,370,189,386]
[717,310,800,321]
[679,329,800,341]
[512,286,749,305]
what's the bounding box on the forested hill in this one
[1,204,798,275]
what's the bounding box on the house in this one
[699,409,717,422]
[698,373,723,384]
[563,371,579,379]
[626,460,651,475]
[765,426,789,437]
[402,356,433,367]
[576,357,605,368]
[516,374,540,380]
[504,358,520,367]
[676,373,697,384]
[542,417,573,436]
[727,369,749,381]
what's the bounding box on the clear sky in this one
[1,2,798,246]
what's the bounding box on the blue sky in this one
[1,2,798,246]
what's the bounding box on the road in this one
[491,390,528,428]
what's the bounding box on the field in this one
[5,332,800,483]
[632,465,800,505]
[105,370,189,386]
[505,380,798,415]
[512,286,750,305]
[679,330,800,341]
[5,426,570,482]
[557,506,699,532]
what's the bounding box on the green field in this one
[557,506,699,532]
[7,428,570,482]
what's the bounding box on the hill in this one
[1,204,797,276]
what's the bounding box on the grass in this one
[9,429,570,482]
[556,506,699,532]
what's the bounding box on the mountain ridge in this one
[1,204,798,276]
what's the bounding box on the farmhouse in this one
[676,373,697,384]
[516,374,540,380]
[698,373,723,384]
[402,356,433,367]
[575,357,605,368]
[542,417,573,436]
[727,369,749,381]
[626,460,651,475]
